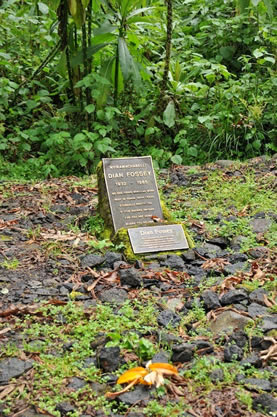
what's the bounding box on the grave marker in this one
[103,156,163,232]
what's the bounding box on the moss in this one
[160,197,173,221]
[96,161,114,237]
[0,234,12,241]
[113,228,137,262]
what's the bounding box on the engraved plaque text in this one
[128,224,189,254]
[103,157,163,232]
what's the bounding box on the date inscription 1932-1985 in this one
[103,156,164,232]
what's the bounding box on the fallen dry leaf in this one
[202,258,229,272]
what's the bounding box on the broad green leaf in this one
[130,60,142,90]
[171,155,182,165]
[253,49,264,58]
[0,52,11,59]
[47,0,60,9]
[219,46,235,60]
[188,147,198,157]
[264,56,275,63]
[251,0,260,6]
[174,60,181,82]
[71,44,108,67]
[252,139,261,150]
[92,33,116,46]
[118,38,141,87]
[118,38,133,81]
[163,101,176,128]
[56,50,67,78]
[127,7,153,18]
[94,22,117,36]
[263,0,273,18]
[127,16,153,24]
[236,0,250,13]
[85,104,95,113]
[38,2,49,14]
[120,0,141,19]
[198,115,211,123]
[82,142,92,151]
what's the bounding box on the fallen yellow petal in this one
[117,367,148,385]
[147,362,178,375]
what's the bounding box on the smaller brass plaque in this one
[128,224,189,254]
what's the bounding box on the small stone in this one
[197,243,222,258]
[98,347,120,372]
[166,297,184,312]
[82,357,97,368]
[118,385,151,405]
[250,218,272,234]
[243,378,272,392]
[209,311,253,334]
[151,351,170,363]
[228,253,248,264]
[181,249,196,262]
[248,302,268,318]
[253,393,277,414]
[81,254,105,268]
[157,310,181,328]
[249,288,268,305]
[0,358,33,383]
[192,340,214,354]
[230,236,246,250]
[171,343,195,362]
[56,402,75,416]
[118,268,142,288]
[250,336,263,350]
[215,160,235,168]
[201,290,221,310]
[99,288,128,304]
[210,368,224,382]
[104,252,123,268]
[248,247,268,259]
[67,377,86,390]
[113,261,128,269]
[90,381,107,394]
[230,330,248,348]
[186,265,207,279]
[233,303,248,312]
[206,237,229,249]
[260,315,277,332]
[223,262,249,276]
[163,255,186,271]
[241,353,262,368]
[158,332,183,345]
[134,260,144,269]
[224,345,243,362]
[220,289,248,306]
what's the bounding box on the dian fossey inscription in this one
[103,157,163,232]
[128,224,189,254]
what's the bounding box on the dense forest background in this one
[0,0,276,178]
